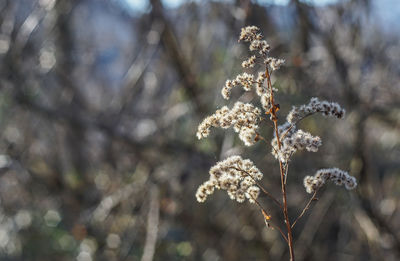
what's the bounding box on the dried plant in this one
[196,26,357,260]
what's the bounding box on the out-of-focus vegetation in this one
[0,0,399,260]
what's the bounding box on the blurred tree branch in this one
[150,0,206,114]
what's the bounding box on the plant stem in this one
[252,198,288,243]
[266,67,295,261]
[276,124,295,261]
[291,190,318,228]
[230,166,282,209]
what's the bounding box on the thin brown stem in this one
[284,162,289,185]
[229,166,282,209]
[266,67,295,261]
[277,130,295,261]
[281,124,295,140]
[280,112,314,140]
[252,198,288,243]
[291,190,318,229]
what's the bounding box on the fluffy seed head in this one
[196,102,261,146]
[242,55,257,68]
[239,26,261,42]
[287,97,346,124]
[269,58,285,71]
[303,168,357,193]
[255,72,267,96]
[249,40,270,56]
[196,156,263,203]
[221,73,255,99]
[271,128,322,162]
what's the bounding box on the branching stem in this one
[266,67,295,261]
[280,112,314,140]
[229,166,282,209]
[291,190,319,228]
[252,197,288,243]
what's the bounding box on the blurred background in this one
[0,0,399,260]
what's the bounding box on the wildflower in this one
[255,72,267,96]
[196,102,261,146]
[249,40,270,56]
[196,106,230,139]
[269,58,285,71]
[269,97,345,162]
[303,168,357,193]
[260,93,272,112]
[287,97,345,124]
[242,55,257,68]
[239,126,258,146]
[236,72,254,91]
[221,73,255,100]
[239,26,261,42]
[196,156,262,203]
[196,26,356,260]
[221,80,233,100]
[285,130,322,153]
[271,128,322,162]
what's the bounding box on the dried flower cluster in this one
[221,73,255,99]
[239,26,262,42]
[196,156,262,203]
[242,55,257,68]
[249,39,270,55]
[222,26,284,115]
[272,128,322,162]
[304,168,357,193]
[271,97,346,162]
[196,26,357,260]
[196,102,261,146]
[287,97,345,125]
[265,57,285,71]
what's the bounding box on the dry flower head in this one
[195,25,357,260]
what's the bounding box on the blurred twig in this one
[295,191,335,261]
[291,190,318,228]
[149,0,206,114]
[141,186,160,261]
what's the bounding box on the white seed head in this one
[221,73,255,99]
[236,72,254,91]
[287,97,345,124]
[269,58,285,71]
[255,72,267,96]
[303,168,357,194]
[196,156,263,203]
[242,55,257,68]
[260,93,272,112]
[271,127,321,162]
[196,102,261,146]
[249,40,270,56]
[239,26,261,42]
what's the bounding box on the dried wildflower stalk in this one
[196,26,357,261]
